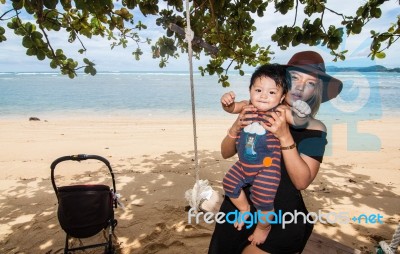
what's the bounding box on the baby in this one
[221,64,311,245]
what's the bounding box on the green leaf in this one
[370,8,382,19]
[44,0,59,9]
[222,81,230,87]
[37,51,46,60]
[351,20,363,34]
[125,0,137,9]
[356,6,366,17]
[31,31,43,39]
[12,0,23,10]
[61,0,72,10]
[375,51,386,59]
[25,23,33,34]
[371,40,381,51]
[50,60,58,69]
[22,36,33,48]
[26,48,37,56]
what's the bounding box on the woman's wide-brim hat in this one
[286,51,343,103]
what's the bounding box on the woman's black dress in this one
[208,128,327,254]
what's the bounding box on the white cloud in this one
[244,122,266,135]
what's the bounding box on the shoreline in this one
[0,115,399,253]
[1,106,399,121]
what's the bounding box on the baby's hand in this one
[221,91,236,107]
[292,100,311,118]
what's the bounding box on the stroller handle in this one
[50,154,116,195]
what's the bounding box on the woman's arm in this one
[280,143,321,190]
[261,105,325,190]
[221,131,239,159]
[221,105,258,159]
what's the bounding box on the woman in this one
[208,51,343,254]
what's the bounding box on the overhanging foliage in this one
[0,0,399,85]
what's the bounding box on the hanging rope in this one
[378,223,400,254]
[184,0,200,210]
[182,0,221,214]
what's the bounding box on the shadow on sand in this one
[0,151,398,253]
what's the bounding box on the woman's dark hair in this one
[249,64,291,95]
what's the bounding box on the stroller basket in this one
[51,154,118,254]
[57,184,112,238]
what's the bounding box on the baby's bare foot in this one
[248,225,271,245]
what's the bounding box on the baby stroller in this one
[51,154,119,254]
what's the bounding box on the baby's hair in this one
[249,64,291,95]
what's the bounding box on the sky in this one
[0,1,399,73]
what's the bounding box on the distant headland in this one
[326,65,400,72]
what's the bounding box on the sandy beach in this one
[0,115,399,254]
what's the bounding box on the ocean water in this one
[0,71,399,120]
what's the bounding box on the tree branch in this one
[0,9,18,20]
[168,23,218,55]
[378,35,400,53]
[320,8,326,33]
[225,59,234,76]
[292,0,298,27]
[324,7,347,21]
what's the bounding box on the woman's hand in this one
[260,104,293,146]
[222,105,258,159]
[229,104,258,134]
